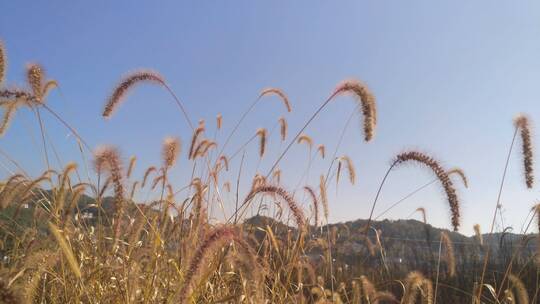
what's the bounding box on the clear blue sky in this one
[1,1,540,235]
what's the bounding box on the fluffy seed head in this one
[259,87,292,112]
[26,63,44,102]
[338,156,356,185]
[126,155,137,178]
[216,113,222,130]
[162,136,181,168]
[189,125,205,159]
[416,207,427,224]
[394,151,460,231]
[402,271,425,304]
[297,134,313,148]
[514,114,534,189]
[103,70,165,118]
[142,166,156,188]
[0,101,17,137]
[0,40,5,85]
[332,79,377,142]
[256,128,267,158]
[279,116,287,141]
[508,274,529,304]
[317,144,325,159]
[94,145,125,239]
[42,80,58,98]
[473,224,483,246]
[447,167,468,188]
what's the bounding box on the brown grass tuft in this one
[402,271,433,304]
[332,79,377,142]
[394,151,460,231]
[102,70,165,118]
[259,87,292,112]
[514,114,534,188]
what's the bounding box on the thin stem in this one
[364,162,397,234]
[476,126,518,301]
[434,236,443,304]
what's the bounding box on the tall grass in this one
[0,38,538,303]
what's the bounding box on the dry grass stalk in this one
[245,185,305,230]
[416,207,427,224]
[0,101,18,137]
[259,87,292,112]
[188,125,205,159]
[507,274,529,304]
[394,151,460,231]
[126,155,137,178]
[102,70,165,118]
[440,232,456,278]
[319,175,329,221]
[94,146,125,240]
[304,186,319,227]
[48,222,81,278]
[536,204,540,266]
[141,166,156,188]
[514,114,534,188]
[402,271,433,304]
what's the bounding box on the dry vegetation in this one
[0,39,538,303]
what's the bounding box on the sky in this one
[1,1,540,235]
